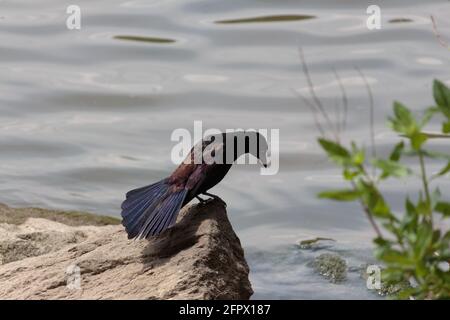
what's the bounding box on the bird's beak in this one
[258,149,270,168]
[259,157,269,168]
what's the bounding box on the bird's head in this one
[226,131,269,168]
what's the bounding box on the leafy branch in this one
[318,80,450,299]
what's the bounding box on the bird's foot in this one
[202,192,227,207]
[196,195,207,204]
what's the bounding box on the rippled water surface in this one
[1,0,449,299]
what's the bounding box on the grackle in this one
[121,131,268,239]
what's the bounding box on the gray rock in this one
[0,200,252,299]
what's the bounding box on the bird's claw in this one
[196,195,207,204]
[202,192,227,207]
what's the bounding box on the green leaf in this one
[436,162,450,177]
[432,229,441,243]
[343,169,359,180]
[357,181,394,219]
[389,103,428,150]
[443,121,450,134]
[421,107,439,127]
[389,102,417,135]
[410,131,428,150]
[372,159,412,178]
[405,197,417,216]
[416,195,431,216]
[435,201,450,217]
[318,189,361,201]
[433,79,450,110]
[373,197,392,218]
[352,150,365,166]
[318,138,351,165]
[394,102,414,124]
[402,198,418,232]
[350,142,366,166]
[378,249,414,267]
[414,222,433,260]
[389,141,405,162]
[443,231,450,242]
[373,236,391,247]
[418,150,450,160]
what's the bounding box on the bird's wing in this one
[169,136,223,189]
[169,141,203,187]
[185,141,225,192]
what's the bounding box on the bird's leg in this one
[196,195,207,204]
[202,192,226,207]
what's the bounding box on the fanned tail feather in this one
[120,178,187,239]
[137,189,187,239]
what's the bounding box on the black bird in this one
[121,131,268,239]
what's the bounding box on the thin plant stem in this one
[298,48,340,141]
[333,68,348,134]
[333,100,341,137]
[418,151,433,225]
[421,131,450,139]
[431,15,450,50]
[355,67,377,179]
[290,88,326,137]
[355,67,376,159]
[350,180,383,239]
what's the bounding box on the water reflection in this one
[215,14,316,24]
[114,35,176,44]
[388,18,414,24]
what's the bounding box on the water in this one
[1,0,449,299]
